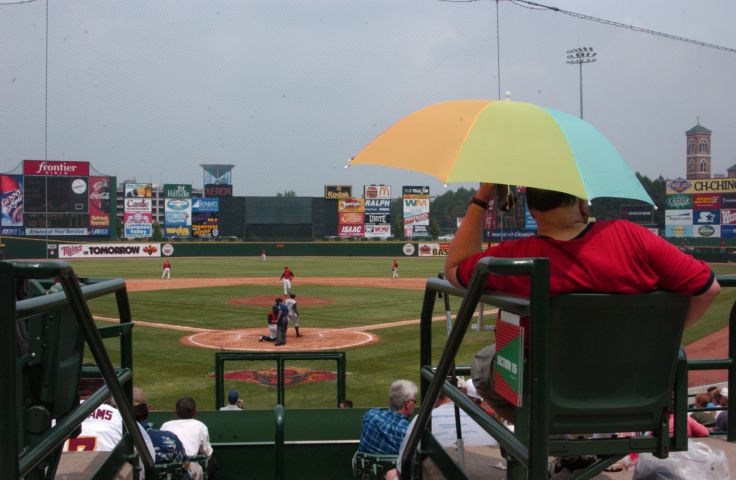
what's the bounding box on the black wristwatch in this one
[469,196,490,210]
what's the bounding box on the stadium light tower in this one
[565,47,597,119]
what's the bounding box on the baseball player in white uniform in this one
[284,293,301,337]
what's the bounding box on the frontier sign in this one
[24,160,90,177]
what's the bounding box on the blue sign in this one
[192,197,219,212]
[1,227,24,236]
[722,225,736,239]
[89,228,110,236]
[125,224,152,238]
[692,209,720,225]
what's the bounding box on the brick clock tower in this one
[686,121,712,180]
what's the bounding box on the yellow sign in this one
[667,178,736,195]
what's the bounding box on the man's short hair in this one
[175,396,197,419]
[388,379,418,411]
[525,187,578,212]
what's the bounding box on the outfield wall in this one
[3,235,735,262]
[1,237,415,259]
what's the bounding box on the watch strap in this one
[469,196,490,210]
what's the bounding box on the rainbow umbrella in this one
[351,99,653,204]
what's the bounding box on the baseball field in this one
[63,255,736,412]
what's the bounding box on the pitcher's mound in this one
[227,295,334,306]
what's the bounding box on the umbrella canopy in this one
[351,99,653,204]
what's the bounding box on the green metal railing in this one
[403,256,699,479]
[1,260,153,479]
[406,257,546,478]
[687,274,736,441]
[214,351,347,408]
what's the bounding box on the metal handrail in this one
[403,256,548,477]
[686,274,736,441]
[214,351,346,408]
[2,260,153,479]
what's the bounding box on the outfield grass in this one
[73,256,736,411]
[66,256,446,279]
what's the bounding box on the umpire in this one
[274,298,289,346]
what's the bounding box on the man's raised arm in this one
[445,183,496,288]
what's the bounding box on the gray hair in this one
[388,379,418,411]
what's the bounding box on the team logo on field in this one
[210,368,337,386]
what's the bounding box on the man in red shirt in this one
[161,259,171,280]
[445,183,720,421]
[279,266,294,295]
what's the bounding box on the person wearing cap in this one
[279,265,295,295]
[273,297,290,346]
[132,388,201,479]
[220,390,244,411]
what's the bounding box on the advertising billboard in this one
[666,194,692,210]
[164,198,192,237]
[337,197,364,238]
[88,176,111,228]
[692,194,721,210]
[1,175,24,230]
[192,211,219,238]
[59,242,161,258]
[124,183,152,198]
[667,177,736,195]
[325,185,352,200]
[364,198,391,214]
[124,197,152,212]
[23,160,89,177]
[192,197,219,212]
[164,184,192,198]
[204,184,233,197]
[620,205,654,224]
[363,184,391,199]
[403,186,430,239]
[124,212,154,224]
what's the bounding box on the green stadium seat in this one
[407,258,692,479]
[352,452,399,480]
[540,292,690,471]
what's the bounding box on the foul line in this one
[94,309,498,335]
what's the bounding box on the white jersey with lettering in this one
[63,403,123,452]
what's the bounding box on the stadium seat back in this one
[546,291,689,434]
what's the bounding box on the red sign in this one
[339,212,363,224]
[693,194,721,210]
[722,209,736,225]
[88,176,110,227]
[24,160,89,176]
[338,224,364,237]
[124,212,153,224]
[204,184,233,197]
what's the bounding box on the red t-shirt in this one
[163,260,171,269]
[456,220,713,297]
[281,269,294,280]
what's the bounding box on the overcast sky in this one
[1,0,734,197]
